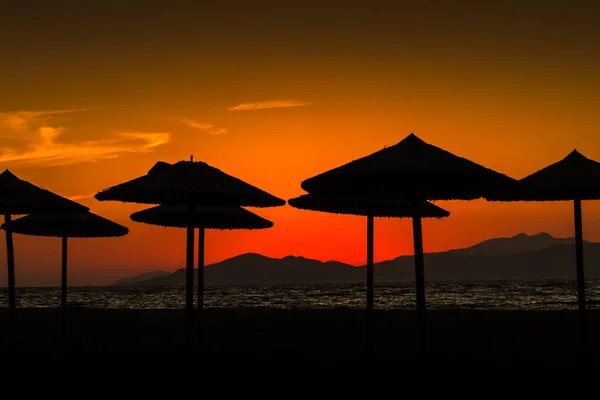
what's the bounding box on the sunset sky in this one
[2,0,600,286]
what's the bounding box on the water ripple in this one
[0,279,598,310]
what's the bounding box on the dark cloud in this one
[1,1,598,109]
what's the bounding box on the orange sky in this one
[1,1,600,286]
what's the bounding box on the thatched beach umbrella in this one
[300,133,518,349]
[486,149,600,312]
[129,204,274,312]
[287,194,450,312]
[301,133,517,201]
[0,169,89,310]
[1,211,129,310]
[95,159,286,207]
[95,159,285,311]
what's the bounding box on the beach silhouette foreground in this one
[1,307,599,371]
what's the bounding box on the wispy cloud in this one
[0,108,95,131]
[116,132,172,149]
[172,118,228,135]
[0,109,170,167]
[228,100,312,111]
[67,193,95,201]
[0,129,171,167]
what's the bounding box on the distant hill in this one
[132,253,359,286]
[373,242,600,282]
[448,232,587,257]
[114,232,600,285]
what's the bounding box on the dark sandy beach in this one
[2,308,600,372]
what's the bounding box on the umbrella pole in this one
[185,214,195,311]
[4,214,16,352]
[185,218,195,347]
[61,237,68,310]
[574,199,586,312]
[412,212,427,354]
[574,199,588,355]
[4,214,16,311]
[366,215,374,311]
[366,215,374,352]
[61,236,68,342]
[197,227,205,350]
[197,227,205,310]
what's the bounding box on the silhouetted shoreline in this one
[2,280,600,310]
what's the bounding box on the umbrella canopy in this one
[485,149,600,313]
[300,133,518,201]
[486,150,600,201]
[2,211,128,313]
[297,133,516,353]
[288,193,450,318]
[129,204,274,335]
[1,211,129,238]
[95,160,286,207]
[0,169,89,311]
[0,170,89,215]
[287,193,450,219]
[95,159,285,315]
[130,204,274,229]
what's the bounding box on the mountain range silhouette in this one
[114,232,599,285]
